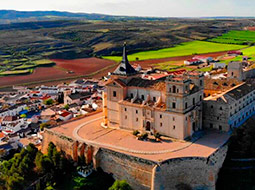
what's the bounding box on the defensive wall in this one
[42,129,228,190]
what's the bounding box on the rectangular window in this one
[124,108,127,111]
[219,125,222,131]
[131,93,134,99]
[160,122,163,127]
[136,118,138,122]
[113,91,117,97]
[173,117,175,121]
[153,97,156,102]
[136,110,138,114]
[200,80,203,86]
[141,95,145,100]
[172,102,176,109]
[160,114,162,119]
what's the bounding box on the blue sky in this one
[1,0,255,17]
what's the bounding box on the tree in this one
[40,123,50,131]
[64,104,69,110]
[40,155,53,174]
[6,172,24,190]
[140,133,148,141]
[44,99,54,105]
[109,180,132,190]
[154,132,162,141]
[18,154,33,175]
[26,144,38,158]
[35,151,44,173]
[47,142,56,159]
[132,130,140,136]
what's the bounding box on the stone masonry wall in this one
[97,148,155,190]
[41,129,75,159]
[152,143,228,190]
[42,129,228,190]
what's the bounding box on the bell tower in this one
[165,75,191,113]
[227,61,244,81]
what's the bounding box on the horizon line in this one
[0,9,255,20]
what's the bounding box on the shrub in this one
[154,132,162,140]
[64,104,69,110]
[44,99,54,105]
[132,130,140,136]
[40,123,50,131]
[109,180,132,190]
[140,132,148,140]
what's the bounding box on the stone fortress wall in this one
[42,129,228,190]
[152,144,228,190]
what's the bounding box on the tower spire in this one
[122,42,128,63]
[112,42,137,76]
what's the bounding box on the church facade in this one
[103,44,204,140]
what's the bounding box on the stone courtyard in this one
[50,112,230,162]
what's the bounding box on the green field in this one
[0,69,33,76]
[34,59,55,66]
[14,64,37,70]
[156,60,213,73]
[209,30,255,45]
[220,46,255,65]
[0,57,55,76]
[242,46,255,56]
[103,41,246,62]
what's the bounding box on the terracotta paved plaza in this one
[51,112,230,162]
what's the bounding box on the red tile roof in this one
[168,69,186,75]
[3,116,18,122]
[0,132,5,138]
[228,50,242,55]
[30,91,40,94]
[60,111,71,117]
[186,58,200,62]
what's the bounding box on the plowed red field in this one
[0,67,74,87]
[52,58,115,75]
[0,58,115,87]
[0,52,227,87]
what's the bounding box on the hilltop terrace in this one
[48,112,230,163]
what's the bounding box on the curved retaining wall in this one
[42,129,228,190]
[152,143,228,190]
